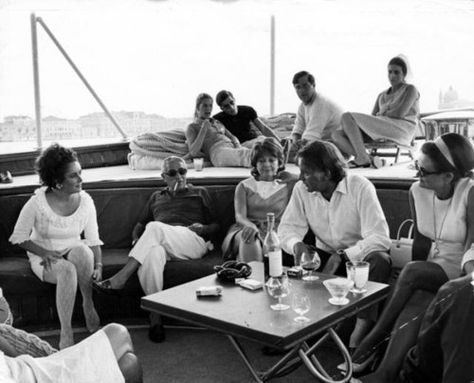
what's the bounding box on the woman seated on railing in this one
[221,137,296,262]
[352,133,474,381]
[332,56,420,168]
[185,93,252,167]
[9,144,103,349]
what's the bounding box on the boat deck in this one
[0,162,416,194]
[0,161,417,193]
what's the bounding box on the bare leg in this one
[352,261,447,363]
[350,318,374,349]
[350,251,391,349]
[103,323,143,383]
[43,259,78,349]
[235,232,262,263]
[67,245,100,333]
[341,112,371,165]
[332,130,356,159]
[118,352,143,383]
[371,290,434,382]
[103,258,141,290]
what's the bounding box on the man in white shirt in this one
[290,71,343,148]
[278,140,391,348]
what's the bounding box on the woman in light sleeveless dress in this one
[9,144,103,350]
[186,93,252,168]
[333,56,420,167]
[352,133,474,381]
[222,138,296,262]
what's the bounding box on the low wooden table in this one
[142,262,389,383]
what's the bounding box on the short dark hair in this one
[216,90,234,107]
[292,71,315,86]
[250,137,285,178]
[297,140,346,183]
[388,56,407,76]
[194,93,213,117]
[35,143,78,188]
[420,133,474,179]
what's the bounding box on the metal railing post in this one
[31,13,43,150]
[31,15,128,141]
[270,15,275,116]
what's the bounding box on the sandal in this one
[92,280,122,296]
[0,171,13,184]
[370,156,386,169]
[337,351,378,375]
[347,160,371,169]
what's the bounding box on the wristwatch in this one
[337,249,349,263]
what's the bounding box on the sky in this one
[1,0,474,120]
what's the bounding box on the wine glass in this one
[292,292,311,323]
[266,275,290,311]
[301,247,321,281]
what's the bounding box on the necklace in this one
[432,193,453,256]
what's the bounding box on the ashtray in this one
[214,261,252,283]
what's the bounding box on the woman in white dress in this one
[9,144,103,349]
[333,56,420,167]
[186,93,252,167]
[222,138,296,262]
[1,321,142,383]
[352,133,474,381]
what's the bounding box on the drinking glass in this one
[323,278,353,306]
[193,158,204,171]
[301,247,320,281]
[266,275,290,311]
[292,292,311,323]
[346,261,369,293]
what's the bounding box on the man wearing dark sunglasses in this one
[213,90,279,149]
[94,156,219,343]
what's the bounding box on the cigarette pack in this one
[238,279,263,291]
[287,267,303,279]
[196,286,223,297]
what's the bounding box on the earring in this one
[56,184,63,190]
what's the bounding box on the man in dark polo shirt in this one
[213,90,280,148]
[94,156,219,342]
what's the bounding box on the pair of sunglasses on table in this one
[414,160,445,177]
[163,168,187,177]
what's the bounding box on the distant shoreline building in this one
[0,111,192,142]
[438,86,474,110]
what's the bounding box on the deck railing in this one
[30,13,128,150]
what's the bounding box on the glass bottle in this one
[263,213,282,280]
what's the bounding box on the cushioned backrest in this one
[0,185,237,257]
[0,184,409,258]
[0,194,32,257]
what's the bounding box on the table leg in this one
[227,335,302,382]
[227,327,353,383]
[299,328,353,383]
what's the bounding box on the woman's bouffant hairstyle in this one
[250,137,285,179]
[297,140,347,183]
[194,93,213,117]
[420,133,474,180]
[35,143,78,189]
[388,56,407,76]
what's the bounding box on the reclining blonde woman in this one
[185,93,252,167]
